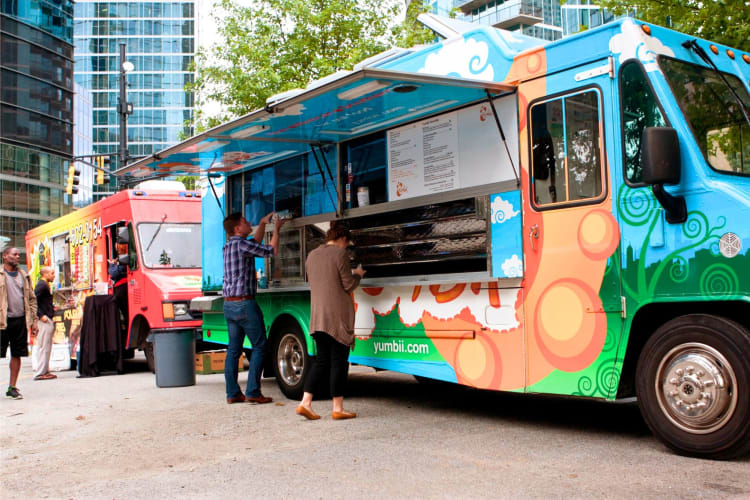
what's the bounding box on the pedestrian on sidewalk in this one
[296,221,365,421]
[222,212,286,404]
[1,247,39,399]
[33,266,57,381]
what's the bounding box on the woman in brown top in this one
[296,222,365,420]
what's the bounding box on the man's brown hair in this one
[223,212,243,234]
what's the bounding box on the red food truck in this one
[25,184,203,371]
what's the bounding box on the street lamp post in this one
[118,43,134,168]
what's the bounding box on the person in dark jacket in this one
[108,242,129,331]
[296,222,365,421]
[33,267,57,380]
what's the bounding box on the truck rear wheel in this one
[272,323,309,400]
[635,314,750,459]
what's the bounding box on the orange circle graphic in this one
[526,53,542,74]
[577,209,619,260]
[453,331,502,388]
[534,278,607,372]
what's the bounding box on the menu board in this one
[386,96,519,203]
[387,112,459,200]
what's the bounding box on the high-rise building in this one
[452,0,563,41]
[1,0,76,260]
[73,83,94,207]
[426,0,454,17]
[446,0,621,40]
[560,0,620,37]
[73,0,196,193]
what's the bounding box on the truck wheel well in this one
[617,300,750,398]
[129,315,151,349]
[263,314,304,377]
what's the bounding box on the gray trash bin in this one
[151,330,196,387]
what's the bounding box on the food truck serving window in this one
[340,95,520,210]
[228,150,336,222]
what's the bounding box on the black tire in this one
[272,322,310,400]
[636,314,750,459]
[144,340,155,373]
[414,375,446,386]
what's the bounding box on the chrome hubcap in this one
[656,342,737,434]
[277,333,304,387]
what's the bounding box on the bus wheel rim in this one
[655,342,737,434]
[277,332,304,387]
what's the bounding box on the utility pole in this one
[118,43,134,168]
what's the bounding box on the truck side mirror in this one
[641,127,686,224]
[117,227,129,245]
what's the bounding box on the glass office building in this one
[426,0,454,17]
[73,83,95,207]
[453,0,563,41]
[73,0,196,189]
[561,0,620,37]
[1,0,76,260]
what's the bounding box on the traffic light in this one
[95,155,111,185]
[66,165,80,195]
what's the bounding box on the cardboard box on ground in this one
[195,350,245,374]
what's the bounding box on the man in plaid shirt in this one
[222,211,286,404]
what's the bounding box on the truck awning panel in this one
[119,68,515,178]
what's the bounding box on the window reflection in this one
[530,89,604,207]
[228,151,337,223]
[620,62,667,184]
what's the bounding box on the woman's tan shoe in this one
[331,410,357,420]
[296,405,321,420]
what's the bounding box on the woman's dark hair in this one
[326,221,351,242]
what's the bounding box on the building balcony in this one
[453,1,543,30]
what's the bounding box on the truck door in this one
[523,72,624,398]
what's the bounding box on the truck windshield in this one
[137,223,201,268]
[660,57,750,176]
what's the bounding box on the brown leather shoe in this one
[246,394,273,404]
[226,394,246,404]
[296,405,321,420]
[331,410,357,420]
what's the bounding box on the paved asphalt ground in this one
[1,354,749,499]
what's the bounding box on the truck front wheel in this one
[636,314,750,459]
[272,323,310,400]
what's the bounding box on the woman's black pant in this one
[304,332,350,398]
[113,283,128,334]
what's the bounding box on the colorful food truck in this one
[119,17,750,458]
[25,185,203,371]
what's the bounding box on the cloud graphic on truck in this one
[491,196,519,224]
[419,37,494,81]
[501,255,523,278]
[609,19,674,72]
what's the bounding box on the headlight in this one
[173,303,189,316]
[162,302,189,320]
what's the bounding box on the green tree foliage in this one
[176,175,198,190]
[393,0,437,49]
[190,0,434,130]
[597,0,749,51]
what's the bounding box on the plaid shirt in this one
[222,236,274,297]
